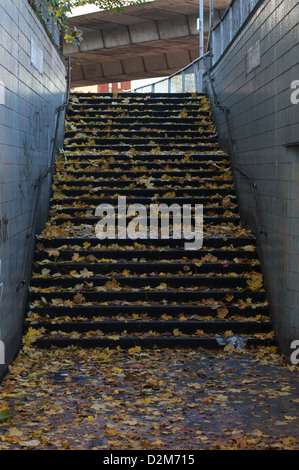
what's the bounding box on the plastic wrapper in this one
[215,334,248,350]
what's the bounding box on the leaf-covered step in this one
[64,144,220,154]
[33,245,259,261]
[49,218,240,231]
[68,117,214,128]
[35,235,257,249]
[67,108,212,117]
[31,335,275,350]
[27,303,270,319]
[59,151,228,161]
[56,162,230,172]
[64,132,218,143]
[49,205,238,216]
[66,123,216,133]
[31,265,262,282]
[70,91,205,98]
[29,274,260,291]
[68,99,207,108]
[53,169,230,180]
[49,198,237,210]
[51,186,235,196]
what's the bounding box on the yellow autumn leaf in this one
[80,268,94,278]
[128,346,142,354]
[41,268,51,276]
[47,249,60,257]
[247,275,263,291]
[155,440,164,446]
[70,270,80,278]
[173,328,182,336]
[217,307,229,318]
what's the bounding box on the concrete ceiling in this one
[65,0,231,87]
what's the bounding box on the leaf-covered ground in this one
[0,341,298,450]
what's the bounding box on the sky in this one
[70,1,154,17]
[70,5,101,16]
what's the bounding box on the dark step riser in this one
[69,118,213,126]
[36,236,255,248]
[30,276,256,289]
[58,164,229,171]
[53,180,234,188]
[50,198,235,207]
[25,321,272,334]
[34,337,276,349]
[33,254,259,266]
[54,170,227,178]
[29,290,267,302]
[52,188,235,197]
[65,137,218,146]
[50,217,239,227]
[65,125,214,133]
[60,154,229,161]
[65,144,219,152]
[67,110,211,118]
[65,131,217,139]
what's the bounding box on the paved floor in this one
[0,342,298,451]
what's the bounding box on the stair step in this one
[29,290,267,302]
[35,236,256,248]
[32,336,275,350]
[28,302,270,318]
[28,304,269,317]
[65,128,216,136]
[25,320,272,334]
[54,169,228,178]
[59,152,229,161]
[30,275,258,289]
[51,187,235,196]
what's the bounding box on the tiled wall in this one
[0,0,66,376]
[204,0,299,359]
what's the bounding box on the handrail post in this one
[209,0,214,54]
[202,55,265,236]
[17,56,72,293]
[199,0,204,57]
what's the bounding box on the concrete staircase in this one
[24,92,274,350]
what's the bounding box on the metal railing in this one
[201,55,265,236]
[128,29,264,236]
[130,52,211,94]
[17,57,71,294]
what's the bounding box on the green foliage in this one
[0,410,13,423]
[29,0,144,46]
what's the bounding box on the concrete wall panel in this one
[0,0,66,378]
[205,0,299,360]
